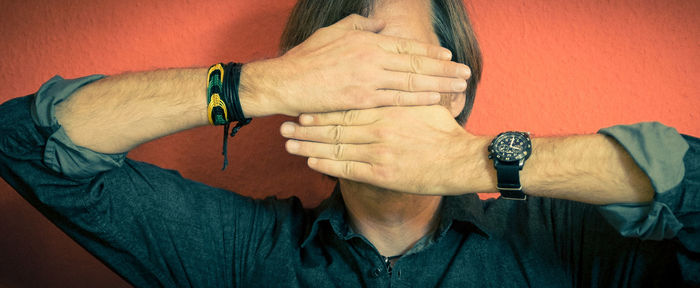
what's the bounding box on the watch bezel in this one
[488,131,532,163]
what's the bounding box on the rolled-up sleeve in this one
[29,75,130,179]
[598,122,699,281]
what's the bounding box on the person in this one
[0,0,697,287]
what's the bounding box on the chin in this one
[339,179,433,200]
[340,179,399,194]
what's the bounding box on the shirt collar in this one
[437,193,492,239]
[301,184,492,248]
[301,184,348,248]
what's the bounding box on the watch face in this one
[490,132,532,162]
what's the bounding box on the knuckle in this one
[343,162,354,177]
[373,146,393,163]
[330,125,343,144]
[409,55,422,73]
[365,92,379,107]
[342,110,359,125]
[407,73,416,91]
[354,93,371,108]
[396,39,412,54]
[355,50,375,63]
[392,91,403,106]
[333,144,345,160]
[374,128,391,140]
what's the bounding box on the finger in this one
[333,14,386,32]
[380,71,467,93]
[382,53,471,79]
[285,140,372,163]
[372,90,441,107]
[374,35,452,60]
[299,109,380,126]
[307,158,374,183]
[280,122,375,144]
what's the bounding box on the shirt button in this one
[369,267,383,278]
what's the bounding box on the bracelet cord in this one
[207,62,252,170]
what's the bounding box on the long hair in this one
[280,0,482,126]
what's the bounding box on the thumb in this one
[334,14,386,32]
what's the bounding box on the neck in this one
[340,180,442,257]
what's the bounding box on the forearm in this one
[55,68,210,154]
[465,134,653,204]
[520,134,654,205]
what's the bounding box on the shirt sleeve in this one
[597,122,699,282]
[0,76,303,287]
[29,75,130,178]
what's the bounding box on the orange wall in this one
[0,0,698,287]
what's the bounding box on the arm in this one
[280,106,654,204]
[57,15,470,154]
[281,105,696,234]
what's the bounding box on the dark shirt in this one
[1,76,698,287]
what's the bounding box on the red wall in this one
[1,0,698,287]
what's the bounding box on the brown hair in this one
[280,0,482,126]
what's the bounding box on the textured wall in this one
[0,0,698,287]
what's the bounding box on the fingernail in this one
[459,66,471,79]
[441,50,452,60]
[300,115,313,125]
[308,158,318,165]
[430,93,441,102]
[452,80,467,91]
[281,123,295,136]
[286,140,299,152]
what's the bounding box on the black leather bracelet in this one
[210,62,253,170]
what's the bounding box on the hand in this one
[239,14,472,117]
[279,106,491,195]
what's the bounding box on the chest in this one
[246,231,570,288]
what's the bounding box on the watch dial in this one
[492,132,531,162]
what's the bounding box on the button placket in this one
[369,267,383,278]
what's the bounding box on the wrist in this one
[454,134,497,195]
[238,60,281,118]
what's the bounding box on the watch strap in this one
[495,161,527,200]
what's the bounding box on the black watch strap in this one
[495,161,527,200]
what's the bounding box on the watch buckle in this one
[497,185,527,201]
[501,195,527,201]
[497,185,522,191]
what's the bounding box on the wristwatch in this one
[488,131,532,200]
